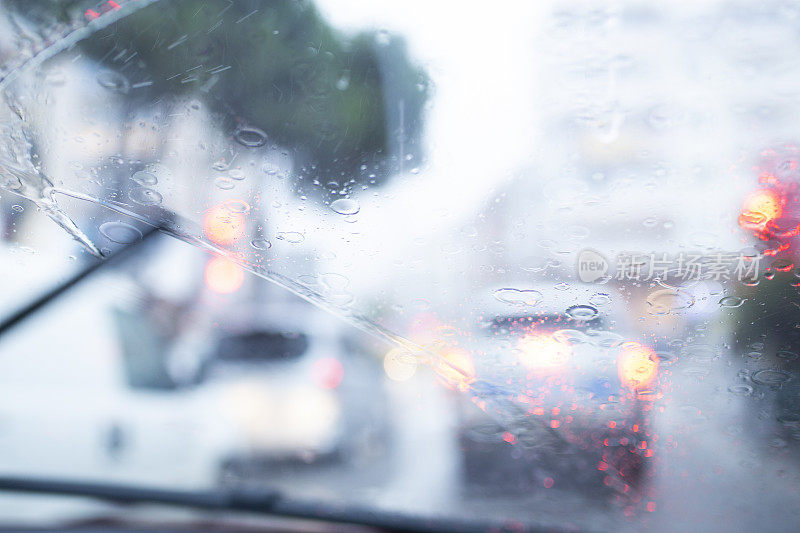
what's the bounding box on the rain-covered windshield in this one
[1,0,799,531]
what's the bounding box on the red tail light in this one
[312,357,344,389]
[739,188,784,232]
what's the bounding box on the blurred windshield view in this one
[1,0,800,531]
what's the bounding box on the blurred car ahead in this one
[199,302,391,480]
[0,230,389,496]
[426,283,658,501]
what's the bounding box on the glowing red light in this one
[312,357,344,389]
[739,188,784,231]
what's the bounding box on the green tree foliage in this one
[81,0,429,186]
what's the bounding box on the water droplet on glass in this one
[96,70,130,94]
[99,221,142,244]
[553,329,588,345]
[131,170,157,186]
[594,332,624,349]
[566,304,599,320]
[215,177,235,190]
[681,343,717,363]
[129,187,163,206]
[320,273,350,292]
[250,239,272,250]
[224,199,250,214]
[656,269,700,290]
[330,198,360,215]
[655,351,677,365]
[276,231,305,244]
[493,288,543,307]
[234,127,267,147]
[728,384,753,396]
[719,296,745,308]
[752,369,791,387]
[589,292,611,306]
[647,289,694,314]
[440,242,461,255]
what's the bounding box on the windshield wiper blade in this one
[0,476,498,533]
[0,225,161,337]
[0,475,279,511]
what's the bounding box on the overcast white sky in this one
[304,1,551,278]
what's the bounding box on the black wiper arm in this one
[0,225,162,337]
[0,476,279,512]
[0,476,496,533]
